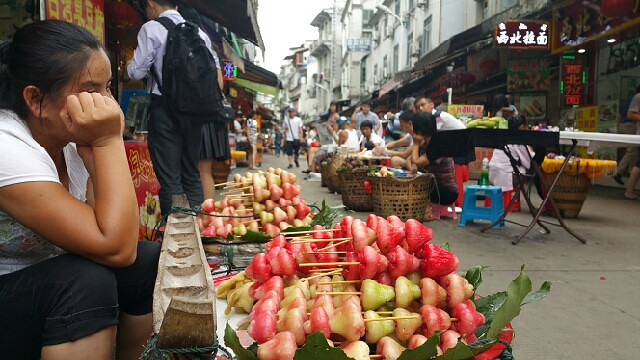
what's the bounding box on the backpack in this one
[152,17,223,127]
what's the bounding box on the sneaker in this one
[295,160,299,168]
[302,169,312,174]
[287,164,293,169]
[613,174,624,185]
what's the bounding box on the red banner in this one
[46,0,105,44]
[125,141,161,241]
[552,0,640,54]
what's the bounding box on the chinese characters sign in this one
[552,0,640,54]
[223,61,237,81]
[507,57,550,92]
[447,104,484,120]
[561,60,585,106]
[346,39,372,52]
[46,0,105,44]
[494,21,549,49]
[575,105,598,132]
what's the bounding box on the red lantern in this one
[600,0,634,18]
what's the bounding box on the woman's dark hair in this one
[493,93,509,113]
[399,109,414,122]
[0,20,105,120]
[360,120,373,130]
[507,114,527,130]
[411,111,437,137]
[328,101,338,113]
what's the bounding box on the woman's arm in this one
[410,141,430,168]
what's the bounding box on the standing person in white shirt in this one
[283,108,304,169]
[351,100,381,138]
[127,0,214,215]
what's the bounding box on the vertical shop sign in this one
[575,105,598,132]
[223,61,237,81]
[46,0,104,44]
[507,57,550,92]
[561,60,585,106]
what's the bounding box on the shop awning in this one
[233,78,279,97]
[182,0,265,53]
[237,60,279,88]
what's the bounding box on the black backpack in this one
[152,17,223,127]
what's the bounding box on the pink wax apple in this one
[257,331,297,360]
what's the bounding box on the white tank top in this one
[340,129,360,150]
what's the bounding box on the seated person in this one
[489,114,534,200]
[385,110,415,170]
[332,116,360,151]
[360,120,385,150]
[0,20,159,359]
[303,124,322,173]
[411,111,459,220]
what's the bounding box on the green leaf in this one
[309,200,348,228]
[467,338,499,356]
[398,333,441,360]
[464,265,487,293]
[441,242,451,251]
[281,225,313,233]
[223,323,258,360]
[486,270,532,338]
[293,331,350,360]
[434,340,474,360]
[240,230,272,242]
[473,291,507,339]
[521,281,552,305]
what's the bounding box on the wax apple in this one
[387,246,420,279]
[329,300,365,342]
[340,341,370,360]
[276,307,307,345]
[451,299,485,337]
[404,218,433,253]
[364,310,395,344]
[266,247,297,277]
[376,336,406,360]
[394,275,421,309]
[245,253,272,283]
[439,273,474,308]
[358,245,388,279]
[247,310,277,343]
[376,218,403,254]
[420,243,459,279]
[351,219,377,252]
[304,307,331,338]
[361,279,395,311]
[419,277,447,309]
[392,307,422,341]
[419,304,452,337]
[257,330,297,359]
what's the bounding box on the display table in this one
[559,131,640,151]
[124,141,161,241]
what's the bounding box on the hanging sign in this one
[347,39,372,52]
[223,61,237,81]
[46,0,105,44]
[507,57,550,92]
[494,20,550,49]
[561,60,585,106]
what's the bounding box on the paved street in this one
[228,152,640,359]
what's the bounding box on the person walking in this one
[274,127,283,157]
[612,85,640,185]
[623,89,640,199]
[127,0,215,215]
[283,108,303,169]
[247,110,259,170]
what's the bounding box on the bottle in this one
[479,158,489,186]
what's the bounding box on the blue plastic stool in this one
[459,185,505,228]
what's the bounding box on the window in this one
[383,16,388,38]
[374,64,378,84]
[482,0,488,20]
[409,0,414,9]
[393,44,399,74]
[406,33,413,66]
[422,16,432,55]
[383,55,388,79]
[363,9,373,30]
[395,0,400,16]
[360,62,366,83]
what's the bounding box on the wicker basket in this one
[338,168,373,211]
[212,159,231,185]
[320,163,329,187]
[326,155,348,194]
[369,174,433,221]
[544,171,590,218]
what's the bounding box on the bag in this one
[153,17,223,126]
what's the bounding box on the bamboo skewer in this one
[370,355,382,359]
[317,279,361,285]
[301,269,343,282]
[303,251,347,255]
[318,239,352,251]
[363,315,421,322]
[290,237,352,244]
[307,268,342,273]
[316,291,361,295]
[283,228,341,236]
[298,261,359,267]
[238,219,258,225]
[214,181,235,188]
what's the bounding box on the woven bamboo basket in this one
[320,163,330,187]
[212,159,231,185]
[369,174,433,221]
[326,154,347,194]
[544,171,590,218]
[338,168,373,211]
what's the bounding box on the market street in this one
[223,151,640,360]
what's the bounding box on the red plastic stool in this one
[430,203,458,220]
[454,164,468,208]
[484,189,521,213]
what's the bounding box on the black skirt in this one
[200,122,230,161]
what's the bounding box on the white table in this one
[559,131,640,151]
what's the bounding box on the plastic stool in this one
[459,185,505,228]
[431,203,457,220]
[484,189,521,213]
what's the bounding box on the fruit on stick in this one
[451,299,485,337]
[216,223,232,238]
[342,252,360,281]
[246,253,273,283]
[272,207,288,224]
[269,184,284,201]
[292,219,305,227]
[420,243,460,279]
[260,211,275,225]
[386,215,406,238]
[250,274,284,300]
[316,248,339,264]
[280,171,297,184]
[214,199,229,210]
[376,336,406,360]
[279,221,292,231]
[359,245,388,279]
[392,308,423,341]
[387,246,420,279]
[276,307,308,345]
[277,294,307,321]
[351,219,377,252]
[232,224,248,236]
[440,329,465,353]
[329,300,365,341]
[263,223,280,238]
[282,182,302,200]
[249,297,279,320]
[265,235,288,252]
[253,201,266,214]
[340,216,355,239]
[201,198,215,213]
[304,307,331,338]
[407,334,429,349]
[311,225,333,247]
[295,201,311,220]
[376,218,403,254]
[253,185,271,203]
[209,214,224,229]
[278,198,292,207]
[361,279,395,311]
[419,304,452,337]
[394,275,422,309]
[340,340,371,360]
[291,242,319,268]
[374,270,393,286]
[283,279,311,301]
[247,220,260,233]
[248,310,277,343]
[404,219,434,253]
[265,172,281,188]
[267,247,297,277]
[253,173,267,188]
[364,310,396,344]
[419,277,447,309]
[257,330,297,360]
[264,199,277,211]
[229,198,244,209]
[439,273,474,308]
[285,206,297,222]
[311,294,335,319]
[201,226,216,237]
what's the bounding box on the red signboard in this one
[124,141,161,241]
[46,0,105,44]
[494,20,550,49]
[507,57,550,92]
[552,0,640,54]
[561,61,585,106]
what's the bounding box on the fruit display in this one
[199,167,314,239]
[464,117,505,129]
[216,215,550,360]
